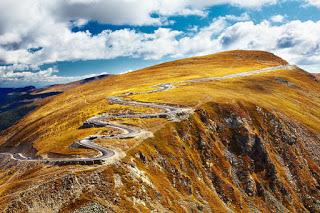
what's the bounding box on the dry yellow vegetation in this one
[0,50,319,212]
[2,50,308,157]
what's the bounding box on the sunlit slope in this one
[0,50,319,157]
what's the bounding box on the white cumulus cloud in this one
[0,0,279,66]
[270,15,285,23]
[305,0,320,8]
[2,0,320,86]
[0,65,99,87]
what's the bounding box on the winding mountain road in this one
[0,65,295,165]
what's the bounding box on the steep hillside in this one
[0,50,319,212]
[0,74,111,133]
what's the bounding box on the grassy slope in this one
[0,50,319,157]
[0,50,319,212]
[0,75,111,134]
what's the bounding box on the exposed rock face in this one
[72,203,107,213]
[1,101,319,212]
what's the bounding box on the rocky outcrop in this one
[1,101,319,212]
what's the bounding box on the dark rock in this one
[256,182,265,197]
[275,77,295,87]
[216,124,225,132]
[138,151,146,163]
[250,135,269,172]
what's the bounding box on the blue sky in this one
[0,0,320,87]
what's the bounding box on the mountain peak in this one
[0,51,319,212]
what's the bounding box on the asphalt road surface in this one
[0,65,295,165]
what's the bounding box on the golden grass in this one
[0,50,318,157]
[0,50,319,212]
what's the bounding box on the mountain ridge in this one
[0,50,319,212]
